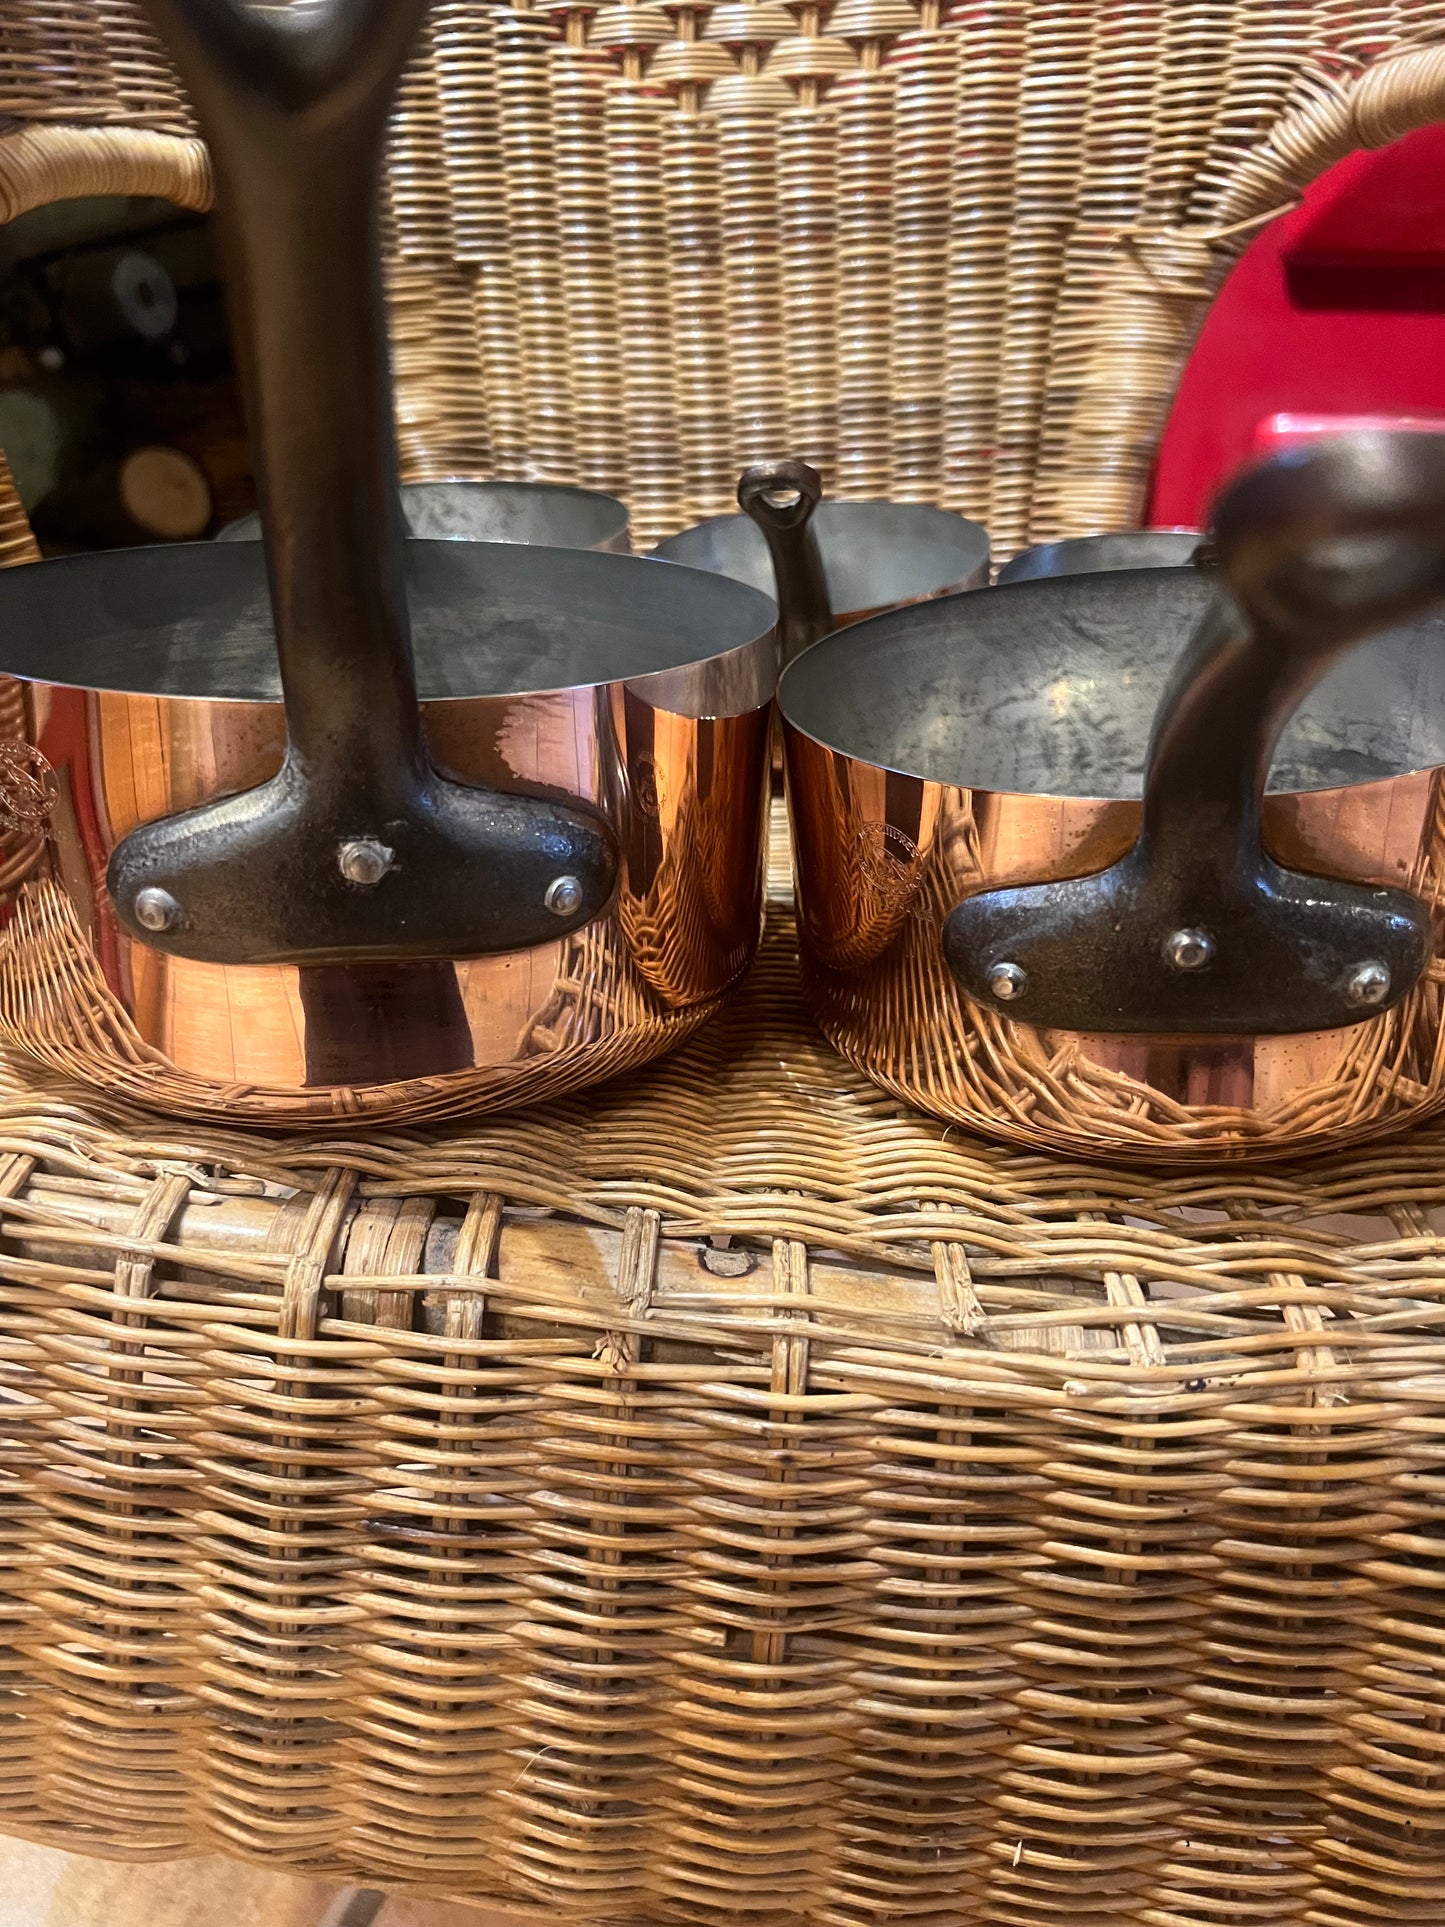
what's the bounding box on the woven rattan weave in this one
[2,827,1445,1923]
[3,5,1445,552]
[6,4,1445,1919]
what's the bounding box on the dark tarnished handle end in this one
[736,459,832,664]
[737,459,824,533]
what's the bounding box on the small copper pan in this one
[0,0,775,1127]
[996,528,1204,584]
[219,478,631,553]
[781,433,1445,1165]
[653,461,990,663]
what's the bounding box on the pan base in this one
[0,869,736,1127]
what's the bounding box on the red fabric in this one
[1147,128,1445,530]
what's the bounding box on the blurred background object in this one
[1151,125,1445,525]
[0,194,252,552]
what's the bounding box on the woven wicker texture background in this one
[2,833,1445,1923]
[4,5,1445,548]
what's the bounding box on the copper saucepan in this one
[996,529,1204,584]
[653,461,990,663]
[0,0,775,1127]
[781,433,1445,1164]
[218,478,632,552]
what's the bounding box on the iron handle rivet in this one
[133,886,181,933]
[1346,959,1392,1008]
[338,838,395,887]
[1164,927,1214,973]
[545,874,584,918]
[988,961,1027,1002]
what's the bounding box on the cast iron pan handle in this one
[945,432,1445,1034]
[737,460,833,665]
[109,0,616,967]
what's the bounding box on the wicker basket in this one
[3,5,1445,1922]
[3,5,1445,553]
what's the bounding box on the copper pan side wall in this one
[786,725,1445,1163]
[0,680,769,1122]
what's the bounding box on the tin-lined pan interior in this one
[0,540,775,707]
[779,566,1445,799]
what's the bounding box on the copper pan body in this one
[0,547,774,1128]
[656,498,990,793]
[781,570,1445,1165]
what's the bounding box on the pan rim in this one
[0,539,778,710]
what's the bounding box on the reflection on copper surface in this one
[786,738,939,969]
[784,722,1445,1163]
[611,686,770,1004]
[0,674,771,1122]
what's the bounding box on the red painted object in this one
[1148,126,1445,529]
[1251,411,1445,459]
[1286,124,1445,310]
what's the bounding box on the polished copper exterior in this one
[2,660,771,1125]
[784,725,1445,1163]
